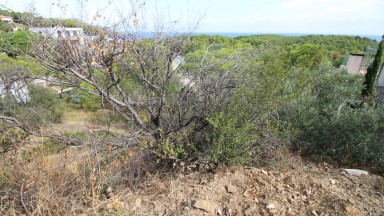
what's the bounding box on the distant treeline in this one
[0,9,99,34]
[184,34,378,68]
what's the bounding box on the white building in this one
[0,15,13,24]
[30,27,84,39]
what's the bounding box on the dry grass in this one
[0,107,155,215]
[378,179,384,194]
[0,142,155,215]
[50,108,131,136]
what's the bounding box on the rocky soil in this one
[11,109,382,215]
[107,161,384,216]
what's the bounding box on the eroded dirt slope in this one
[109,162,384,216]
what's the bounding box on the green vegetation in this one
[0,9,36,23]
[0,20,13,33]
[239,34,376,67]
[0,6,383,215]
[0,9,383,173]
[182,35,384,173]
[22,138,64,162]
[27,85,66,124]
[0,30,36,57]
[284,63,384,172]
[362,38,384,96]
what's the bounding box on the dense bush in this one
[0,126,28,153]
[206,48,296,165]
[64,88,102,110]
[284,63,384,174]
[0,85,65,152]
[20,85,65,128]
[205,55,384,174]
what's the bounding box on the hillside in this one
[1,7,384,215]
[125,162,384,215]
[1,109,383,215]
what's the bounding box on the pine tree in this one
[362,35,384,96]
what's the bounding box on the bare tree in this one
[0,1,241,158]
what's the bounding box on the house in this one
[375,63,384,102]
[33,77,72,94]
[0,15,13,24]
[29,27,84,39]
[343,53,367,74]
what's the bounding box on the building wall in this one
[346,54,364,74]
[0,16,13,24]
[30,27,84,39]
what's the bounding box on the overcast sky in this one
[2,0,384,35]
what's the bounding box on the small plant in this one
[0,127,28,153]
[22,138,64,161]
[27,85,66,124]
[63,131,88,140]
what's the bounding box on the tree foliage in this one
[283,63,384,173]
[362,38,384,96]
[21,14,241,162]
[236,34,377,67]
[0,5,383,173]
[1,30,35,58]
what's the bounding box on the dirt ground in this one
[10,109,383,216]
[104,160,384,216]
[42,109,384,215]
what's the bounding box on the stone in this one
[269,209,278,214]
[193,199,218,213]
[260,169,268,176]
[330,179,336,185]
[305,190,312,196]
[135,198,142,207]
[226,185,238,194]
[106,186,114,198]
[266,203,276,209]
[106,186,113,193]
[242,203,252,215]
[344,205,360,215]
[340,169,368,176]
[311,210,319,216]
[154,203,165,212]
[106,192,114,199]
[243,207,252,216]
[217,207,223,215]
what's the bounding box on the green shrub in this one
[205,48,296,165]
[0,127,28,153]
[284,63,384,174]
[26,85,65,125]
[65,88,101,110]
[22,138,64,162]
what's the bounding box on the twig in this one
[20,184,31,215]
